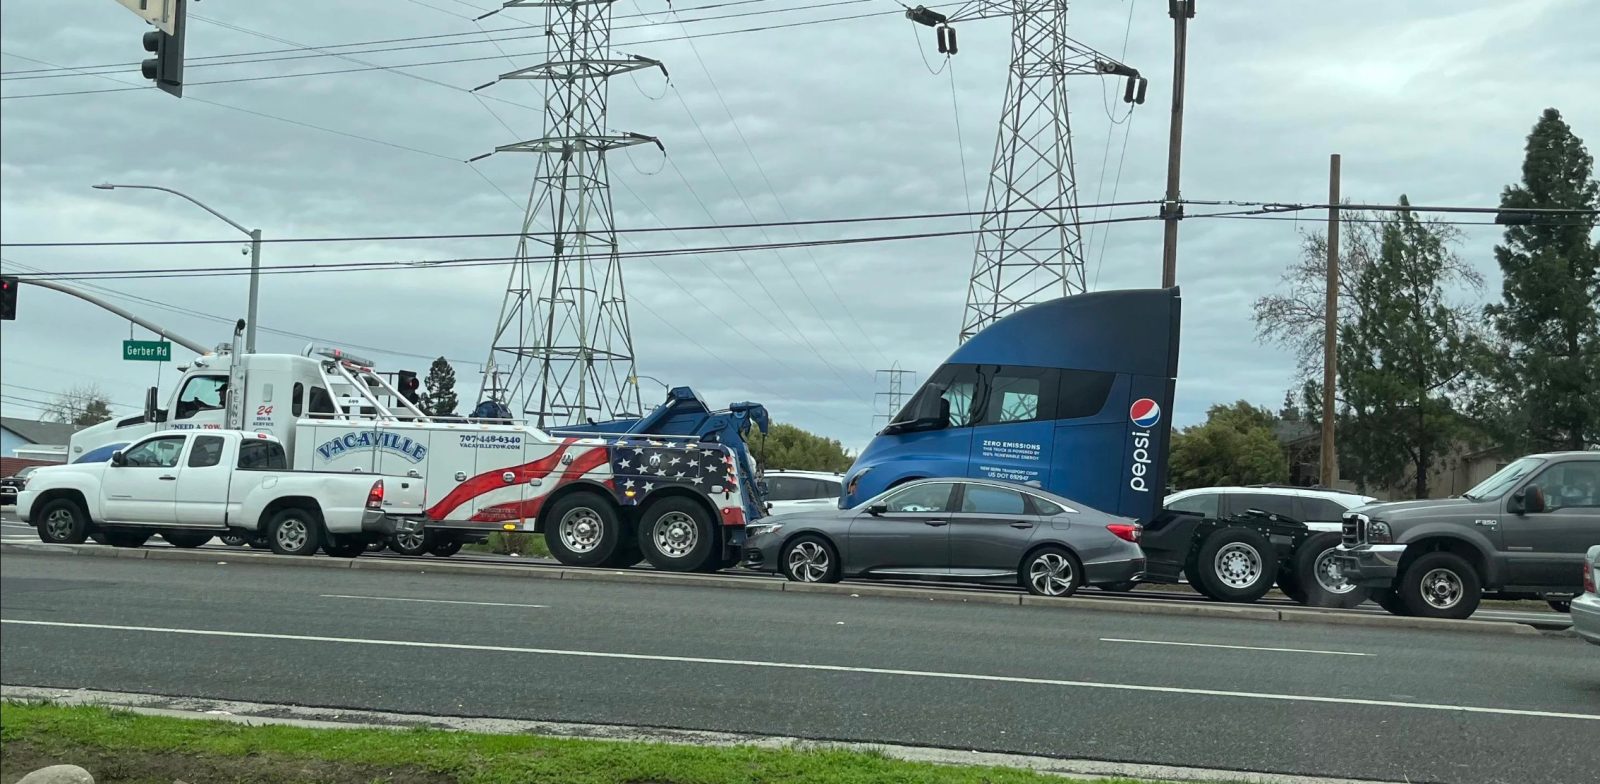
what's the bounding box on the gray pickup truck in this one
[1335,450,1599,619]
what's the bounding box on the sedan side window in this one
[961,485,1028,515]
[883,483,954,514]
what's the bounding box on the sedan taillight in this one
[1106,522,1141,543]
[366,480,385,510]
[1584,559,1596,595]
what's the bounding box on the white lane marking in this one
[1100,638,1372,657]
[320,594,547,609]
[5,618,1594,722]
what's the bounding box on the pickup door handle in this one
[158,475,177,481]
[1010,522,1034,529]
[923,519,948,527]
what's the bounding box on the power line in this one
[0,200,1161,248]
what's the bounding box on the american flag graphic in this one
[609,438,737,498]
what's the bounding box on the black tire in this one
[1097,581,1140,593]
[1398,551,1482,619]
[389,529,432,556]
[162,531,213,549]
[602,540,645,568]
[89,532,110,545]
[636,496,716,572]
[427,537,463,557]
[366,540,387,552]
[1293,534,1368,609]
[543,491,623,567]
[220,534,249,547]
[1277,569,1308,604]
[103,531,152,548]
[1546,599,1571,614]
[1182,562,1217,600]
[780,534,841,584]
[245,538,271,550]
[35,499,90,544]
[265,506,323,556]
[1021,546,1084,597]
[1372,588,1408,615]
[322,536,367,558]
[1193,528,1279,603]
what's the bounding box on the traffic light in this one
[396,370,422,405]
[0,276,16,321]
[140,0,186,98]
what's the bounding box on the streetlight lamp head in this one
[92,183,115,190]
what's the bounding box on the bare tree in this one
[44,384,114,427]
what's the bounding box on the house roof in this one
[0,416,83,446]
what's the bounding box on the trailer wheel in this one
[266,506,323,556]
[103,531,152,548]
[322,536,367,558]
[162,532,213,549]
[637,496,715,572]
[1398,551,1481,619]
[427,536,463,557]
[1294,534,1367,608]
[389,529,431,556]
[1193,528,1279,603]
[35,499,90,544]
[544,491,622,567]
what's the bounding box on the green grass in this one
[463,531,550,558]
[0,702,1160,784]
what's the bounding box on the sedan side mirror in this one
[866,503,888,516]
[1516,485,1546,514]
[110,451,126,467]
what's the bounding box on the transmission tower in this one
[473,0,666,427]
[906,4,1144,343]
[872,363,917,429]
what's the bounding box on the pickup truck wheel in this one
[36,500,90,544]
[162,532,213,549]
[427,537,463,557]
[322,536,366,558]
[103,531,151,548]
[1398,552,1481,619]
[266,507,323,556]
[389,529,431,556]
[637,497,715,572]
[1193,528,1279,603]
[544,492,622,567]
[1294,534,1367,609]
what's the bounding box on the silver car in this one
[1573,545,1600,648]
[741,477,1145,596]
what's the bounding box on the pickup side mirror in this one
[866,503,888,516]
[110,450,126,467]
[1515,485,1547,514]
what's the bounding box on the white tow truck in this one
[60,322,768,571]
[18,430,423,555]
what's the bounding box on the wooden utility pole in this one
[1159,0,1194,288]
[1321,154,1341,488]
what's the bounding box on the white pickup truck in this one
[17,430,424,557]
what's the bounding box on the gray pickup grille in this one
[1342,513,1366,547]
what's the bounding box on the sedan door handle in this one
[1010,522,1034,529]
[923,519,948,527]
[159,475,178,481]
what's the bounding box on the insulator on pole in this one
[943,26,958,56]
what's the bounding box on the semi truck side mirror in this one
[110,451,126,467]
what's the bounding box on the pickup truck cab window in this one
[187,436,225,468]
[238,440,288,470]
[1531,461,1600,511]
[122,436,186,468]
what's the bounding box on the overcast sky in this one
[2,0,1596,451]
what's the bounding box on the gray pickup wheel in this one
[266,507,323,556]
[1398,551,1481,619]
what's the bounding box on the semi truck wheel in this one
[1193,528,1279,603]
[266,507,323,556]
[1293,534,1367,609]
[427,536,463,557]
[1277,570,1308,604]
[35,499,90,544]
[389,529,431,556]
[544,492,622,567]
[1398,551,1481,619]
[162,532,213,549]
[637,497,715,572]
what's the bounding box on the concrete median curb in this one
[0,542,1544,636]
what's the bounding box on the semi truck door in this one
[173,434,231,527]
[966,365,1056,490]
[101,434,186,523]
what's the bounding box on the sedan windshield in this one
[1462,456,1545,501]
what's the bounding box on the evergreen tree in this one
[423,357,459,418]
[1480,108,1600,451]
[1337,197,1478,497]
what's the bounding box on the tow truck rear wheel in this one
[161,532,213,549]
[35,499,90,545]
[266,507,324,556]
[637,496,715,572]
[544,491,622,567]
[1193,528,1279,603]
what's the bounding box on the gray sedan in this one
[741,478,1145,596]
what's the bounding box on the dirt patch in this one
[1,740,455,784]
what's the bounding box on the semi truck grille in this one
[1342,513,1366,547]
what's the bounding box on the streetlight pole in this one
[93,183,262,353]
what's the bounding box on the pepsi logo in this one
[1129,398,1162,428]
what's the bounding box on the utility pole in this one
[1159,0,1194,288]
[1321,153,1340,488]
[873,363,916,430]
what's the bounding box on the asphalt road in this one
[3,550,1597,783]
[0,513,1572,628]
